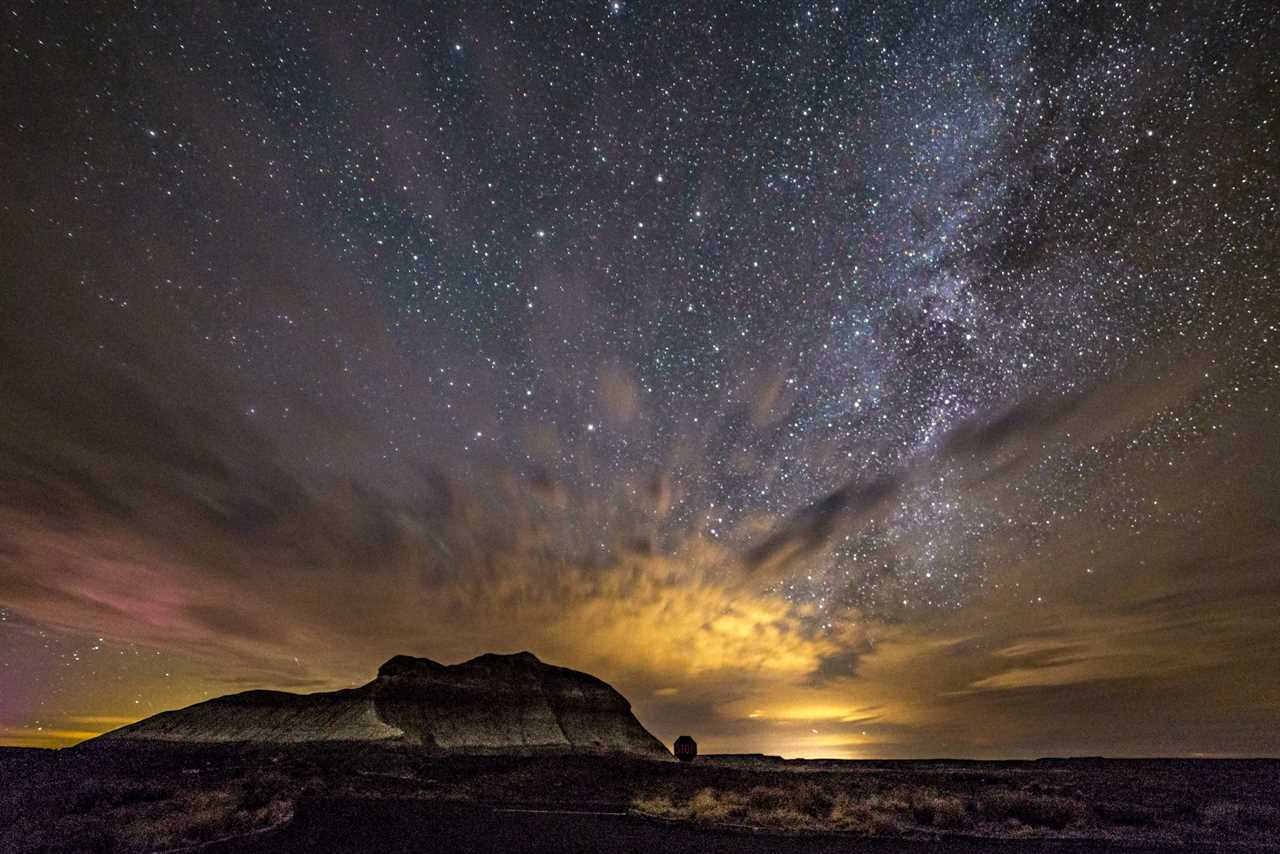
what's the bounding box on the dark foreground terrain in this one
[2,744,1277,853]
[206,798,1270,854]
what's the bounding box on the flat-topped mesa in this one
[94,652,671,759]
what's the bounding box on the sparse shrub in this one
[830,793,867,826]
[47,816,115,854]
[637,785,835,829]
[632,793,675,817]
[980,789,1085,829]
[912,793,971,829]
[752,806,809,827]
[184,815,230,843]
[1201,801,1280,834]
[1095,801,1158,827]
[688,788,730,822]
[794,783,834,818]
[865,790,909,813]
[830,793,904,836]
[116,782,173,806]
[237,770,293,813]
[866,811,905,836]
[77,822,115,854]
[1203,802,1239,828]
[745,786,788,812]
[71,781,110,813]
[1238,805,1280,831]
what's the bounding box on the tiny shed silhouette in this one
[674,735,697,762]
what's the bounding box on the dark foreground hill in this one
[96,651,670,758]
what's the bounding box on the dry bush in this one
[238,770,292,811]
[751,806,810,827]
[629,787,729,822]
[1094,801,1158,827]
[910,791,972,829]
[1170,801,1201,823]
[1206,802,1280,833]
[633,785,837,829]
[632,793,676,817]
[745,785,789,812]
[865,790,910,813]
[1202,802,1239,828]
[829,792,904,836]
[70,781,112,814]
[688,787,731,822]
[638,781,1093,836]
[979,789,1086,829]
[830,792,867,824]
[1238,804,1280,831]
[793,783,835,818]
[67,779,177,816]
[76,788,294,852]
[41,815,115,854]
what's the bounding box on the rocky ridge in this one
[96,651,671,758]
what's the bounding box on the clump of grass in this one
[864,790,910,813]
[42,815,115,854]
[1095,801,1158,827]
[116,790,293,850]
[70,780,112,814]
[632,793,676,816]
[794,782,835,818]
[36,783,295,852]
[688,787,732,821]
[636,781,1094,836]
[745,785,789,813]
[1205,802,1280,833]
[239,771,291,811]
[1238,804,1280,831]
[1203,802,1239,828]
[750,805,810,827]
[634,786,829,828]
[978,789,1086,830]
[634,783,895,832]
[910,791,972,829]
[830,793,906,836]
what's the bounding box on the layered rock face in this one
[97,652,670,758]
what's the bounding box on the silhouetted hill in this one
[95,652,671,758]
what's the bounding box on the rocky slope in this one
[95,652,671,758]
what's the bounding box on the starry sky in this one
[2,0,1278,758]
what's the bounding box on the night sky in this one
[2,0,1278,758]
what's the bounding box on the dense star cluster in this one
[1,1,1277,757]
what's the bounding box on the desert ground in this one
[2,744,1277,853]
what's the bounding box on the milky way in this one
[1,1,1277,756]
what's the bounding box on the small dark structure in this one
[674,735,697,762]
